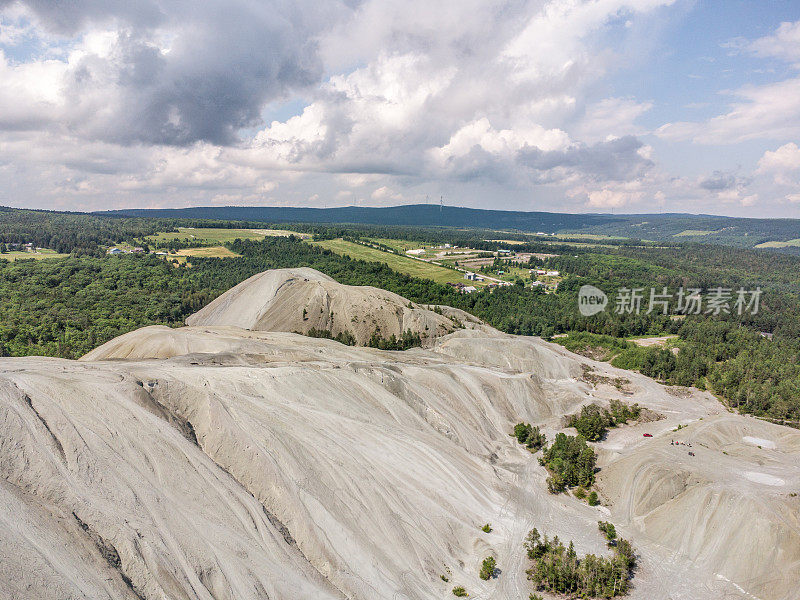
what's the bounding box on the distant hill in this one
[95,204,800,247]
[96,204,624,232]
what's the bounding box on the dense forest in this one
[0,208,181,255]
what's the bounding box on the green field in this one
[754,238,800,249]
[371,238,427,252]
[673,229,717,237]
[1,249,69,261]
[554,233,627,240]
[176,246,241,258]
[158,245,242,265]
[147,227,308,245]
[311,238,474,285]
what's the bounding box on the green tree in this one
[479,556,497,580]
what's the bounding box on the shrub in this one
[567,401,642,442]
[512,423,547,451]
[588,491,599,506]
[540,433,596,491]
[452,586,468,597]
[479,556,497,580]
[598,521,617,545]
[567,404,611,441]
[481,523,492,533]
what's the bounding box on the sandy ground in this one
[2,268,799,600]
[630,335,678,347]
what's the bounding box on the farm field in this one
[147,227,308,245]
[158,246,241,265]
[554,233,628,240]
[1,249,69,261]
[673,229,717,237]
[754,238,800,248]
[310,238,475,286]
[370,238,428,253]
[174,246,241,258]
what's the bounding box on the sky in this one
[1,0,800,217]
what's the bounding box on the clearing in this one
[630,335,679,347]
[159,246,241,265]
[754,238,800,249]
[673,229,717,237]
[310,238,477,286]
[1,249,69,261]
[147,227,308,245]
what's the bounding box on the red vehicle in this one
[643,433,653,437]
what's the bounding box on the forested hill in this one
[95,204,800,248]
[96,204,624,232]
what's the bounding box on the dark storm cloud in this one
[0,0,165,33]
[517,136,652,181]
[699,170,740,190]
[5,0,349,145]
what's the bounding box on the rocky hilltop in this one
[1,269,798,600]
[181,267,480,346]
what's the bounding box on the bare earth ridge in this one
[1,268,798,600]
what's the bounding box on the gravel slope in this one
[2,269,798,600]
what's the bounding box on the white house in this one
[406,248,426,255]
[546,270,560,276]
[462,285,477,293]
[464,272,479,281]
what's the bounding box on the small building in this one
[535,269,547,275]
[546,270,560,277]
[132,247,145,253]
[462,285,477,293]
[531,281,545,287]
[108,247,124,255]
[406,248,426,255]
[464,272,479,281]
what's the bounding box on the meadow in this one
[147,227,308,245]
[310,238,473,286]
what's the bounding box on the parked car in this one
[643,433,653,437]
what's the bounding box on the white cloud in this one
[574,97,653,142]
[657,21,800,147]
[757,143,800,185]
[586,188,639,208]
[428,117,570,167]
[656,77,800,144]
[0,0,796,216]
[747,20,800,65]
